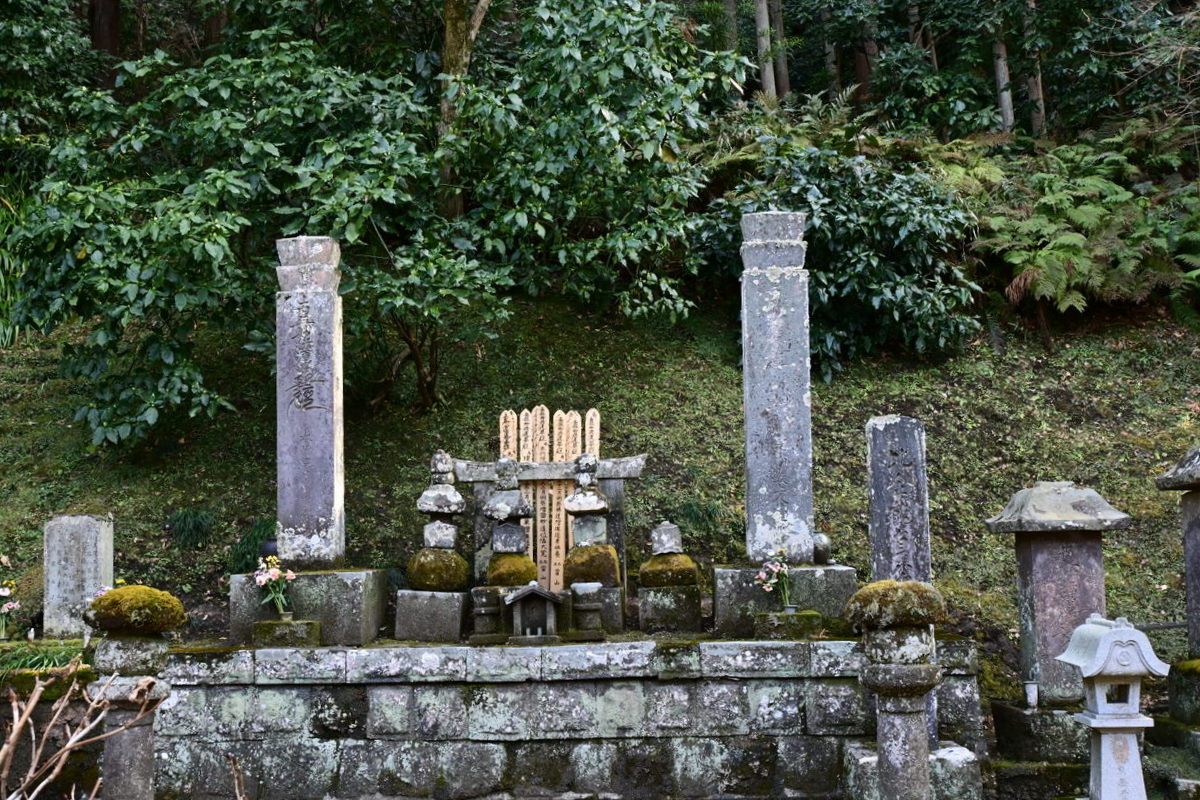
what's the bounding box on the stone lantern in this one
[1056,614,1169,800]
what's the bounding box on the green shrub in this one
[228,517,276,574]
[167,508,215,550]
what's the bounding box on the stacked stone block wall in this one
[155,639,982,799]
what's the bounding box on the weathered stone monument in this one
[396,450,471,642]
[43,513,113,638]
[273,236,345,568]
[1155,446,1200,723]
[986,481,1130,706]
[714,211,857,637]
[638,521,702,633]
[1057,614,1169,800]
[229,237,385,646]
[867,415,932,583]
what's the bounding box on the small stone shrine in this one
[505,581,563,644]
[395,450,471,642]
[713,210,858,637]
[1057,614,1169,800]
[638,521,702,633]
[562,453,623,632]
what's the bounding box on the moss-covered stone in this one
[407,548,470,591]
[87,585,186,635]
[252,619,322,647]
[487,553,538,586]
[564,545,620,587]
[843,580,945,632]
[754,609,823,640]
[638,553,700,587]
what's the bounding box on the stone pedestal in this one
[597,586,624,634]
[991,701,1089,761]
[97,676,170,800]
[713,565,857,638]
[274,236,345,569]
[740,212,814,563]
[639,585,702,633]
[229,569,386,646]
[468,586,513,645]
[754,609,823,640]
[252,618,322,647]
[43,514,113,638]
[844,742,982,800]
[394,590,468,643]
[93,636,170,675]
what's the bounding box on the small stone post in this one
[986,481,1130,706]
[1057,615,1169,800]
[846,581,946,800]
[638,521,702,633]
[96,676,171,800]
[275,236,345,568]
[1156,446,1200,656]
[740,211,814,563]
[43,514,113,638]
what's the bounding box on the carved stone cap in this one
[1056,614,1169,678]
[740,211,807,243]
[276,236,341,291]
[985,481,1131,533]
[1156,446,1200,491]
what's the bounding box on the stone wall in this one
[154,639,983,800]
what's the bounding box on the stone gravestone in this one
[986,481,1130,706]
[867,415,932,583]
[866,414,937,746]
[274,236,345,568]
[713,211,857,637]
[43,514,113,638]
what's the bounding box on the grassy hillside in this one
[0,299,1197,693]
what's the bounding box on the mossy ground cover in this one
[0,298,1197,691]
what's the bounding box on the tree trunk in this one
[993,34,1015,131]
[768,0,790,97]
[88,0,120,88]
[820,7,840,94]
[855,1,878,103]
[754,0,776,99]
[439,0,490,219]
[204,4,229,47]
[1024,0,1046,134]
[722,0,738,53]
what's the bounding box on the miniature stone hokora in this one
[274,236,345,568]
[986,481,1131,706]
[1057,615,1169,800]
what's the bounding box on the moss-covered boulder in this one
[638,553,700,587]
[487,553,538,586]
[843,580,945,632]
[87,586,187,635]
[407,548,470,591]
[564,545,620,587]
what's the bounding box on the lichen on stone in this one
[87,585,187,635]
[843,580,945,632]
[487,553,538,586]
[564,545,620,587]
[407,548,470,591]
[638,553,700,587]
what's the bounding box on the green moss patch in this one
[844,580,945,632]
[639,553,700,587]
[487,554,538,586]
[88,585,186,635]
[407,548,470,591]
[564,545,620,587]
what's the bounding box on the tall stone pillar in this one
[43,514,113,638]
[986,481,1130,706]
[740,211,813,563]
[274,236,345,568]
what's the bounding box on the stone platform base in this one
[844,741,982,800]
[640,585,702,633]
[252,619,321,647]
[991,701,1088,762]
[991,761,1088,800]
[395,590,467,643]
[714,565,858,638]
[229,569,387,646]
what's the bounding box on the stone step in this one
[843,740,982,800]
